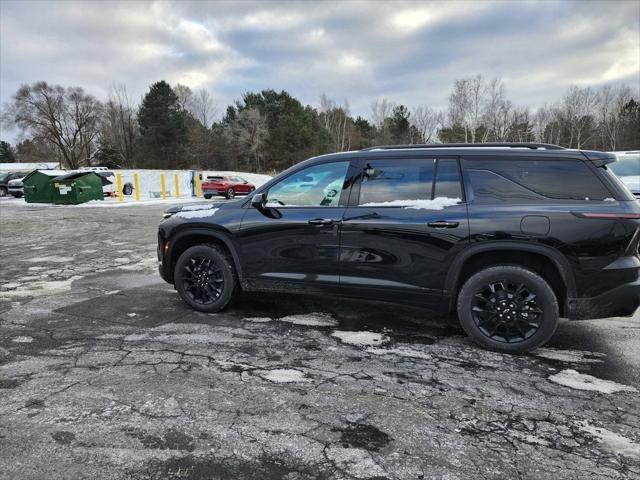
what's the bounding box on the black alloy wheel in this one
[174,245,236,312]
[457,265,559,353]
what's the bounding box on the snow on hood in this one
[360,197,461,210]
[175,207,219,219]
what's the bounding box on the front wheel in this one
[122,183,133,196]
[456,265,559,353]
[174,245,236,313]
[225,188,235,199]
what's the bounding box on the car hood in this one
[8,178,24,186]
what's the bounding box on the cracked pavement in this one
[0,200,639,479]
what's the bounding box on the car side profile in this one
[158,143,640,353]
[201,175,255,199]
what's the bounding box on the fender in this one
[167,227,244,283]
[444,241,577,309]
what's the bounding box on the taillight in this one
[572,212,640,219]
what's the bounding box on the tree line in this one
[1,75,638,172]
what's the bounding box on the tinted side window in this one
[358,158,434,205]
[266,161,349,207]
[434,159,462,199]
[465,159,611,202]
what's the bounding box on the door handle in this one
[308,218,340,226]
[427,220,459,228]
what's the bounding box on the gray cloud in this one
[1,0,639,140]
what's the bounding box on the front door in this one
[238,160,354,291]
[339,156,469,308]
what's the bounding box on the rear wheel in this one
[456,265,559,353]
[174,245,236,313]
[204,194,212,199]
[0,187,7,197]
[225,188,235,199]
[122,183,133,196]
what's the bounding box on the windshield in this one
[0,173,8,182]
[610,154,640,177]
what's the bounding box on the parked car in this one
[201,175,255,199]
[158,143,640,353]
[7,176,26,197]
[0,172,28,197]
[609,151,639,199]
[82,169,134,196]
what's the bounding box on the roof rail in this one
[361,142,565,151]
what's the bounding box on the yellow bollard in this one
[133,173,141,201]
[160,173,166,200]
[174,174,180,198]
[195,172,202,197]
[116,173,124,203]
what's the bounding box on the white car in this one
[609,151,640,200]
[7,177,26,197]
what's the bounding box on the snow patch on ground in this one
[243,317,272,323]
[255,368,310,383]
[175,208,219,219]
[548,369,637,394]
[532,348,606,364]
[580,423,640,459]
[366,345,433,361]
[331,330,389,347]
[0,276,81,299]
[26,256,74,263]
[278,312,339,327]
[360,197,461,210]
[11,336,33,343]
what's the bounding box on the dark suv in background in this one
[158,143,640,353]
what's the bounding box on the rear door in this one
[339,156,469,308]
[238,160,356,291]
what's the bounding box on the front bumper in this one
[568,276,640,320]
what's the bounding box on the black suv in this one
[158,143,640,353]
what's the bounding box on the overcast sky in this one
[1,0,639,140]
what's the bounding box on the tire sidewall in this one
[457,266,559,353]
[227,188,234,199]
[174,245,235,313]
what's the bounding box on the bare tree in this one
[561,86,598,149]
[448,75,488,143]
[319,94,352,151]
[370,98,395,128]
[190,89,217,128]
[3,81,102,169]
[596,84,633,151]
[99,84,138,167]
[230,108,268,172]
[173,84,194,112]
[410,106,443,143]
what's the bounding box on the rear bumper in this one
[568,276,640,320]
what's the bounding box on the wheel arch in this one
[445,242,577,316]
[166,228,242,284]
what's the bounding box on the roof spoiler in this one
[581,151,617,167]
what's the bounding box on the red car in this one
[201,175,255,199]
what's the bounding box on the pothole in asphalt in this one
[332,422,392,452]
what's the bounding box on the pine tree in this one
[137,81,187,168]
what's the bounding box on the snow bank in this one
[360,197,461,210]
[548,369,637,394]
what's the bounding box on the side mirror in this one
[243,180,248,184]
[251,192,266,209]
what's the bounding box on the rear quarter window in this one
[463,158,612,202]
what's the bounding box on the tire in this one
[0,187,7,197]
[225,188,235,199]
[174,245,236,313]
[456,265,559,354]
[12,192,22,198]
[122,183,133,196]
[204,194,212,199]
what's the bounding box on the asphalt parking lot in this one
[0,199,639,480]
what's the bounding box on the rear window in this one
[463,159,611,202]
[207,176,224,181]
[610,154,640,177]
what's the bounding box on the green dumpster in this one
[50,172,106,205]
[23,169,67,203]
